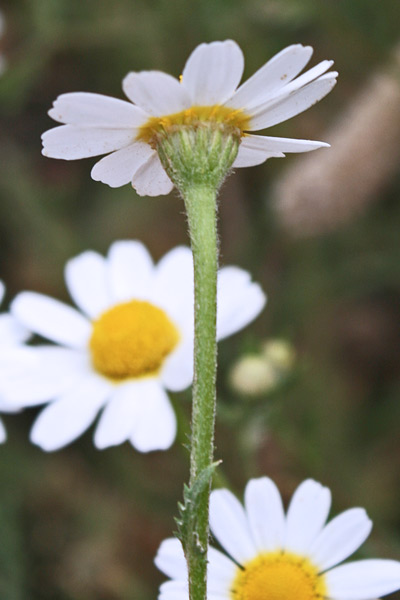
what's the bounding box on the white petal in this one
[161,339,194,392]
[91,142,154,188]
[94,382,145,449]
[0,280,4,304]
[132,153,174,197]
[11,292,91,348]
[209,488,257,564]
[107,240,154,303]
[31,374,110,451]
[182,40,244,105]
[216,267,266,340]
[65,251,110,319]
[326,559,400,600]
[233,143,284,168]
[48,92,148,127]
[239,133,329,153]
[284,479,331,554]
[248,72,338,131]
[244,477,285,552]
[159,581,188,600]
[129,380,176,452]
[309,508,372,572]
[0,314,30,346]
[228,44,313,110]
[123,71,190,115]
[154,537,186,580]
[151,246,193,325]
[42,125,137,160]
[0,417,6,442]
[1,347,88,407]
[207,546,238,594]
[272,60,334,99]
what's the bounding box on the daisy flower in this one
[2,241,265,453]
[155,477,400,600]
[0,281,30,442]
[42,40,337,196]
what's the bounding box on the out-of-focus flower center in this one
[231,551,326,600]
[137,105,250,147]
[90,300,179,380]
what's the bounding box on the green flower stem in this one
[183,183,218,600]
[156,125,239,600]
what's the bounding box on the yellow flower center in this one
[231,551,326,600]
[137,105,250,147]
[89,300,180,380]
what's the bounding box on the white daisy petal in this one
[132,152,174,197]
[154,537,186,580]
[94,382,145,449]
[91,142,154,188]
[31,374,110,451]
[129,380,176,452]
[182,40,244,105]
[0,418,6,443]
[244,477,285,552]
[209,488,257,564]
[227,44,313,110]
[159,581,188,600]
[249,72,338,131]
[217,266,266,340]
[284,479,331,554]
[239,133,329,154]
[42,125,136,160]
[233,144,284,168]
[107,240,154,302]
[270,59,334,100]
[151,246,194,324]
[309,508,372,572]
[11,292,91,348]
[0,314,30,346]
[1,347,88,406]
[161,339,194,392]
[48,92,148,127]
[65,250,110,319]
[207,546,238,593]
[123,71,191,115]
[326,559,400,600]
[0,281,4,304]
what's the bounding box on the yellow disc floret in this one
[137,105,251,147]
[231,551,326,600]
[90,300,179,380]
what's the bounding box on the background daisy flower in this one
[0,281,30,442]
[156,476,400,600]
[2,241,265,453]
[42,40,337,196]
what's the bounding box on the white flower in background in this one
[156,477,400,600]
[42,40,337,196]
[2,241,265,452]
[0,281,30,442]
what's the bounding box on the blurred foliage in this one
[0,0,400,598]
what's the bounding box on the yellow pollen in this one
[89,300,179,380]
[137,105,251,146]
[231,551,326,600]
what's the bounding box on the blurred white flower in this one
[42,40,337,196]
[3,241,265,452]
[0,281,30,442]
[230,338,296,396]
[156,477,400,600]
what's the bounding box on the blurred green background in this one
[0,0,400,598]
